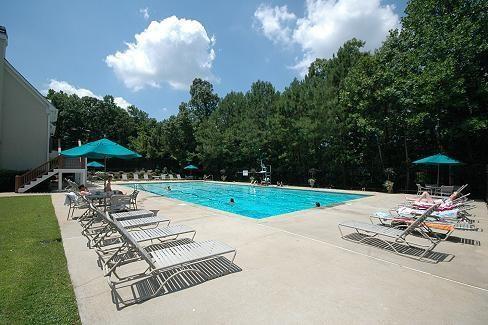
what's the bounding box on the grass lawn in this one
[0,196,80,324]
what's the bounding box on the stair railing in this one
[15,156,87,192]
[15,156,61,192]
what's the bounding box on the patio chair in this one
[121,173,128,181]
[406,184,468,202]
[416,183,430,195]
[176,174,182,180]
[168,174,175,180]
[105,220,237,301]
[338,205,443,261]
[65,178,80,192]
[143,173,150,181]
[109,195,132,213]
[65,192,89,220]
[152,174,161,180]
[133,173,139,181]
[438,185,454,197]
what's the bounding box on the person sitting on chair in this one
[78,184,91,195]
[410,190,459,205]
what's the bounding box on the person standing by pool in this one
[104,176,113,192]
[104,175,123,194]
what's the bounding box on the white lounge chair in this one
[91,208,195,251]
[121,173,128,181]
[143,173,150,181]
[106,221,236,303]
[84,205,171,248]
[86,207,195,263]
[339,205,443,262]
[176,174,182,180]
[133,173,139,181]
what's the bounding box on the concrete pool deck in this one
[52,183,488,324]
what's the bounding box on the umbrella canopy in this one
[184,164,198,170]
[87,161,104,168]
[412,153,462,165]
[61,138,142,159]
[413,153,463,185]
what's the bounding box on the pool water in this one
[130,182,366,219]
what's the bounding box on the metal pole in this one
[449,165,452,185]
[437,164,440,186]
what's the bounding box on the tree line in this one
[48,0,487,193]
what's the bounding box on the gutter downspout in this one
[0,27,8,166]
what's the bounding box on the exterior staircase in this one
[15,156,85,193]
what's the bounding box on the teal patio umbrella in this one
[61,138,142,171]
[184,164,198,177]
[87,161,104,168]
[184,164,198,170]
[412,153,463,185]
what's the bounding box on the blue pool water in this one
[130,182,366,219]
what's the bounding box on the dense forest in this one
[48,0,487,194]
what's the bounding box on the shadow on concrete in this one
[343,233,455,263]
[445,236,481,246]
[109,238,242,310]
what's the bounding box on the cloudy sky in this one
[1,0,407,119]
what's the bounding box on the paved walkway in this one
[51,183,488,324]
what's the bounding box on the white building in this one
[0,26,85,192]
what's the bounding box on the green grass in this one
[0,196,80,324]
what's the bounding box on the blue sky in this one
[0,0,408,120]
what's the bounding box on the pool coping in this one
[116,179,379,196]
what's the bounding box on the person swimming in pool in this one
[229,198,235,205]
[315,202,321,207]
[167,186,171,191]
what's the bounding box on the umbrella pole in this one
[449,165,451,185]
[437,164,440,186]
[104,157,107,173]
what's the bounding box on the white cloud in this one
[113,97,132,109]
[140,7,149,20]
[105,16,216,91]
[46,79,98,98]
[254,0,400,75]
[254,4,296,44]
[46,79,132,109]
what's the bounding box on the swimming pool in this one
[129,182,366,219]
